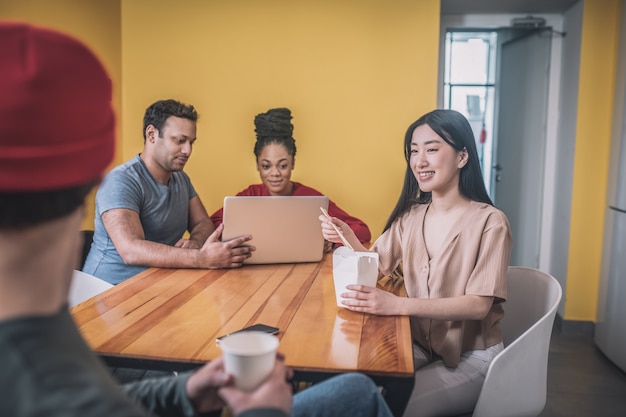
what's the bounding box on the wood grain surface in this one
[72,254,413,377]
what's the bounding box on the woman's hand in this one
[319,214,345,245]
[340,285,402,315]
[318,215,365,251]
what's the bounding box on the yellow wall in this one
[566,0,622,321]
[121,0,440,237]
[0,0,123,230]
[2,0,624,323]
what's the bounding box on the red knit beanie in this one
[0,22,115,192]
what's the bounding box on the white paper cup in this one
[218,331,279,391]
[332,246,379,307]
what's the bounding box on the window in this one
[443,31,497,197]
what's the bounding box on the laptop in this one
[221,195,329,264]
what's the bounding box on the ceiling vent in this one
[511,16,546,28]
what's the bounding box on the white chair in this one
[68,269,113,307]
[466,266,562,417]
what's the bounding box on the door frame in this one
[439,14,564,272]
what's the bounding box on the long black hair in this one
[383,109,492,232]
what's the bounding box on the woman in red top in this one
[210,107,371,249]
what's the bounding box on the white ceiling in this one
[441,0,580,14]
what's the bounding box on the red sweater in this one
[210,182,371,243]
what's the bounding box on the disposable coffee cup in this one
[332,246,379,307]
[218,331,279,391]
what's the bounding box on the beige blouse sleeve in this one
[371,213,408,277]
[465,209,512,301]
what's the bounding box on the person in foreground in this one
[320,109,513,417]
[210,107,371,250]
[83,99,255,285]
[0,23,394,417]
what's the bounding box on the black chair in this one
[80,230,94,271]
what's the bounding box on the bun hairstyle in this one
[253,107,297,158]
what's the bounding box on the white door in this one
[595,208,626,372]
[493,30,552,267]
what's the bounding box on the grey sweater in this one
[0,307,287,417]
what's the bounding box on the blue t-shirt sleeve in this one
[96,167,144,215]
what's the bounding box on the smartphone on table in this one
[216,323,280,343]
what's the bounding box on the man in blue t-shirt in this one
[84,99,255,284]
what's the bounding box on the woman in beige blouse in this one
[320,109,512,417]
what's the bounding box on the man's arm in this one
[123,373,200,417]
[176,196,215,249]
[102,208,254,269]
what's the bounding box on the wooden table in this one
[72,253,415,416]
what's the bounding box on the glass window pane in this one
[446,32,497,85]
[449,40,489,84]
[448,85,495,198]
[443,30,498,199]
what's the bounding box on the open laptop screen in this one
[221,196,329,264]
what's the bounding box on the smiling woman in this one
[253,108,297,196]
[318,109,512,417]
[210,107,371,247]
